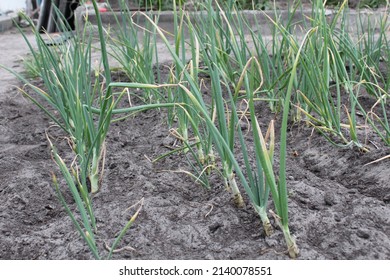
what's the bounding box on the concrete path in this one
[0,13,18,32]
[0,28,35,102]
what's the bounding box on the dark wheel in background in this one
[46,0,60,33]
[37,0,80,33]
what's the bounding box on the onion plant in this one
[2,0,145,259]
[129,3,244,206]
[206,1,308,257]
[8,4,114,193]
[291,0,364,148]
[292,0,390,147]
[48,134,143,259]
[106,0,163,103]
[140,0,306,257]
[148,2,218,190]
[200,4,247,207]
[355,6,390,144]
[191,1,279,236]
[192,1,298,113]
[170,1,192,151]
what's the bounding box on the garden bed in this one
[0,65,389,259]
[0,0,389,260]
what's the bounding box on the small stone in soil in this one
[238,120,248,130]
[44,204,54,210]
[356,229,370,239]
[324,191,338,206]
[209,222,223,233]
[264,237,279,247]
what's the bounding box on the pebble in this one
[44,204,54,210]
[356,229,370,239]
[324,191,338,206]
[238,120,248,130]
[23,219,32,225]
[205,254,215,260]
[383,194,390,203]
[22,239,30,246]
[162,137,175,147]
[209,222,223,233]
[351,224,358,230]
[264,237,278,247]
